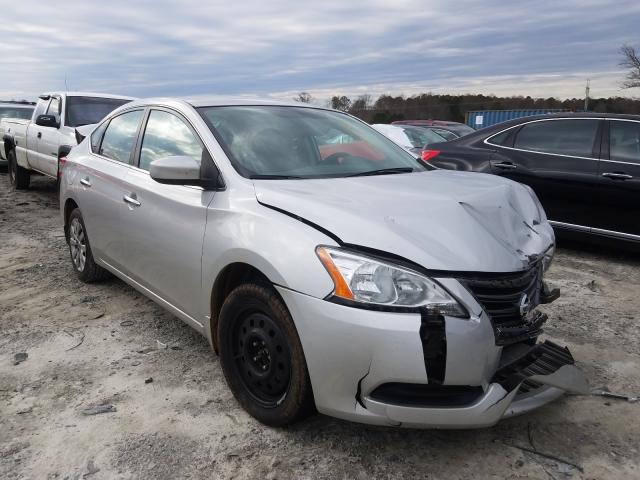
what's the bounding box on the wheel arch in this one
[209,262,273,353]
[63,198,79,242]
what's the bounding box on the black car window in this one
[65,97,131,128]
[514,119,599,158]
[610,121,640,164]
[487,129,512,146]
[99,110,144,164]
[139,110,204,171]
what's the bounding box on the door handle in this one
[37,132,42,139]
[601,172,633,180]
[80,177,92,187]
[492,162,517,170]
[123,194,141,207]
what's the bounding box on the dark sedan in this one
[422,113,640,245]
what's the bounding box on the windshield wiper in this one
[345,167,415,177]
[249,174,304,180]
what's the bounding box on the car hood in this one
[253,170,554,273]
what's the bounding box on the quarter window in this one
[47,97,61,116]
[99,110,144,164]
[139,110,203,171]
[514,119,599,158]
[610,121,640,164]
[33,99,50,118]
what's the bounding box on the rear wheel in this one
[7,149,30,190]
[68,208,110,283]
[218,283,314,426]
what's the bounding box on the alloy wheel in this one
[69,217,87,272]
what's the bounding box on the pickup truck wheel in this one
[68,209,110,283]
[7,149,30,190]
[218,283,314,426]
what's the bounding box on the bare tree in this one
[330,95,352,111]
[294,92,314,103]
[620,44,640,89]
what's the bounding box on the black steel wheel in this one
[218,283,314,426]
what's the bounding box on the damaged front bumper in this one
[277,280,587,429]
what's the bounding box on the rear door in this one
[37,95,62,177]
[117,108,216,322]
[488,118,602,228]
[593,119,640,238]
[76,109,145,269]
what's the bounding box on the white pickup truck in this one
[2,92,132,189]
[0,102,35,167]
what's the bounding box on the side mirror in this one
[35,114,60,128]
[149,156,223,190]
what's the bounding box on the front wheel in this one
[7,149,30,190]
[218,283,314,426]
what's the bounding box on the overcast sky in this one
[1,0,639,102]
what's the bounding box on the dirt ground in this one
[1,172,639,480]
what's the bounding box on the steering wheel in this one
[322,152,353,165]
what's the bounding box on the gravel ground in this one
[1,172,639,480]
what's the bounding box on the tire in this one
[218,283,315,426]
[67,208,110,283]
[7,149,30,190]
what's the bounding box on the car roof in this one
[481,112,640,130]
[185,97,323,108]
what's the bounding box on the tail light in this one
[421,149,440,162]
[58,157,67,178]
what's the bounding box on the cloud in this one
[0,0,638,101]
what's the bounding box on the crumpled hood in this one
[254,170,554,273]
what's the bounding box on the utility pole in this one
[584,79,590,112]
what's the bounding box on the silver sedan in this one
[59,98,587,428]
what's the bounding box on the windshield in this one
[402,126,447,147]
[65,97,131,127]
[198,106,424,179]
[0,106,34,120]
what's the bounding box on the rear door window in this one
[609,121,640,164]
[514,119,600,158]
[99,110,144,164]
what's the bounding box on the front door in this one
[489,118,602,228]
[37,96,62,177]
[118,108,215,321]
[593,119,640,238]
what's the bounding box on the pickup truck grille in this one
[461,263,546,345]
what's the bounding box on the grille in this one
[491,340,575,392]
[462,263,547,345]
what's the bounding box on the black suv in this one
[424,113,640,244]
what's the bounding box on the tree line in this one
[293,43,640,124]
[295,91,640,124]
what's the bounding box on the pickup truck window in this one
[99,110,144,164]
[33,99,50,119]
[65,97,131,128]
[47,97,61,116]
[0,107,34,120]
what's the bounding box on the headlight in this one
[543,244,555,272]
[316,246,467,317]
